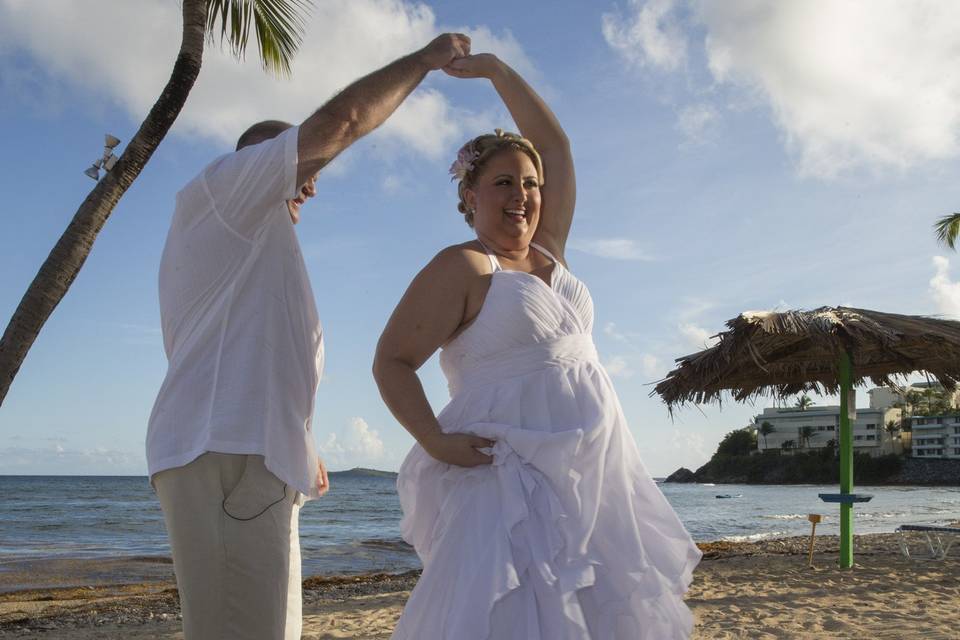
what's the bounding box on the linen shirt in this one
[147,126,323,499]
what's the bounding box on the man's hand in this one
[418,33,471,71]
[422,432,495,467]
[442,53,502,80]
[316,456,330,497]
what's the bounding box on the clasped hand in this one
[418,33,471,70]
[418,34,501,80]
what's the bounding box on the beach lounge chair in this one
[895,524,960,560]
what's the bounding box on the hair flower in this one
[449,143,480,182]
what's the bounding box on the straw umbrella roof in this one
[654,306,960,409]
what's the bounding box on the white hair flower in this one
[449,144,480,182]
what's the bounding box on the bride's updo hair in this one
[449,129,543,227]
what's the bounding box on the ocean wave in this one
[721,531,790,543]
[762,514,808,520]
[357,538,413,552]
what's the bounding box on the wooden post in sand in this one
[807,514,821,567]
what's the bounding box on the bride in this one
[373,52,701,639]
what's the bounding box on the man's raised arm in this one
[296,33,470,186]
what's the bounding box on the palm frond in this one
[207,0,312,77]
[934,212,960,250]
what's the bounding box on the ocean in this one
[1,474,957,585]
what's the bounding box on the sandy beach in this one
[1,533,957,639]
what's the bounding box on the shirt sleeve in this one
[202,125,300,240]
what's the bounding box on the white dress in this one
[393,243,701,640]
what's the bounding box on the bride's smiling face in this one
[464,149,542,249]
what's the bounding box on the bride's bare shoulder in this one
[424,240,491,278]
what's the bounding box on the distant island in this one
[328,467,398,479]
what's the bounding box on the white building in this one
[867,387,900,410]
[754,404,901,456]
[909,415,960,459]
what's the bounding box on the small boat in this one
[715,494,743,499]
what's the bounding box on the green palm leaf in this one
[208,0,313,77]
[934,213,960,250]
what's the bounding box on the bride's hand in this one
[442,53,502,80]
[422,432,495,467]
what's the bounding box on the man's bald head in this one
[236,120,294,151]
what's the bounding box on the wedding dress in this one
[392,242,701,639]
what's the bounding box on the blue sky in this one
[3,0,960,477]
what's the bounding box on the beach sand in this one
[2,533,957,639]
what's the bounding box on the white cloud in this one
[699,0,960,177]
[670,428,709,463]
[929,255,960,319]
[675,103,719,145]
[602,1,960,177]
[0,0,534,158]
[604,322,627,341]
[602,0,688,71]
[382,174,402,193]
[678,321,717,350]
[676,297,716,321]
[318,417,387,468]
[350,417,386,459]
[604,355,635,378]
[0,442,144,474]
[639,353,662,379]
[569,238,654,261]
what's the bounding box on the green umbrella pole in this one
[838,350,854,568]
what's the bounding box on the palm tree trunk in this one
[0,0,210,406]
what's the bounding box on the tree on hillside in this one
[0,0,313,406]
[716,428,757,457]
[759,421,775,449]
[794,394,813,411]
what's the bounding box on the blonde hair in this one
[451,129,543,227]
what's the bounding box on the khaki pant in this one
[154,453,302,640]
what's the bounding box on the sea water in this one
[1,475,957,579]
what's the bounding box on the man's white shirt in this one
[147,127,323,499]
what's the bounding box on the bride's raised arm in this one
[444,55,575,263]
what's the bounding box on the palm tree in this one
[0,0,312,405]
[799,425,817,449]
[885,420,899,436]
[794,394,813,411]
[934,212,960,250]
[759,421,775,450]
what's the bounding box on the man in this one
[146,33,471,639]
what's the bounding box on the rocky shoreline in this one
[666,455,960,485]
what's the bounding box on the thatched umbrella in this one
[655,306,960,568]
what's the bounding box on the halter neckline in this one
[476,239,558,274]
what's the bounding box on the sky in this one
[3,0,960,477]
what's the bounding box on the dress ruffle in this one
[394,365,701,640]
